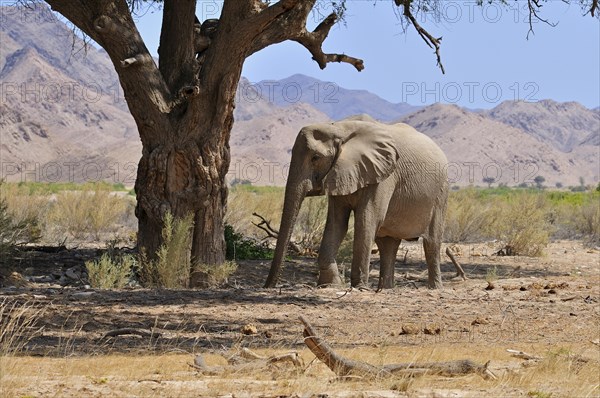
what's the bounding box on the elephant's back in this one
[390,123,449,166]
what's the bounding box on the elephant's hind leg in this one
[375,236,401,290]
[423,207,444,289]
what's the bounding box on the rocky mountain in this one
[400,104,598,187]
[486,100,600,153]
[1,4,598,188]
[255,74,420,122]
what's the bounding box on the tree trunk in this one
[134,112,233,287]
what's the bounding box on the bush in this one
[444,189,492,243]
[138,212,194,289]
[193,261,238,288]
[47,187,128,241]
[295,196,327,254]
[85,252,135,289]
[225,224,273,260]
[488,193,550,256]
[0,182,44,253]
[570,199,600,242]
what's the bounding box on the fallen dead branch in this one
[445,247,467,280]
[190,347,304,375]
[300,316,496,380]
[102,328,161,339]
[506,349,542,360]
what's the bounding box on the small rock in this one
[548,289,557,294]
[423,324,442,335]
[65,268,80,280]
[241,324,258,335]
[71,291,95,298]
[471,317,489,326]
[264,330,273,338]
[569,312,577,317]
[400,324,420,335]
[30,275,54,283]
[519,286,527,291]
[485,282,495,290]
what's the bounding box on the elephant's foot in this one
[317,265,343,287]
[427,278,443,289]
[378,276,395,290]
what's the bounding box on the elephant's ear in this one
[324,127,399,195]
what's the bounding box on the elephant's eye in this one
[311,154,321,163]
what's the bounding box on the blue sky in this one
[132,1,600,109]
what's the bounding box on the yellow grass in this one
[2,343,598,397]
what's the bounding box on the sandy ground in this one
[1,240,599,397]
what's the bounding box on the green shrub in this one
[488,193,550,256]
[138,212,194,289]
[193,261,238,288]
[85,252,135,289]
[444,189,492,243]
[225,224,273,260]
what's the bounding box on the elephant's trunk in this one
[264,179,308,288]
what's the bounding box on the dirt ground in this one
[1,240,599,397]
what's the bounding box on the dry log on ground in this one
[300,316,496,380]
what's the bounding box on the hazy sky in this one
[132,1,600,109]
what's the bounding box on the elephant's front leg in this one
[351,207,380,288]
[317,198,351,287]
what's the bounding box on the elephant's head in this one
[264,120,400,287]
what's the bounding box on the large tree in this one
[37,0,597,287]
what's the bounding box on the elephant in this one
[263,115,449,289]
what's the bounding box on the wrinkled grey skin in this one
[269,115,448,289]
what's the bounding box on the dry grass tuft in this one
[85,252,135,289]
[193,261,238,288]
[0,299,44,396]
[47,188,129,241]
[139,212,194,289]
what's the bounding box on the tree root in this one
[300,316,497,380]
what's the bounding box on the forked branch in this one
[397,0,445,74]
[248,1,364,71]
[294,12,364,71]
[526,0,558,39]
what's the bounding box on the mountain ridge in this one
[0,4,598,187]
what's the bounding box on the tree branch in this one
[293,12,364,71]
[158,0,197,94]
[397,0,445,74]
[590,0,599,17]
[247,2,364,71]
[45,0,172,141]
[526,0,558,39]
